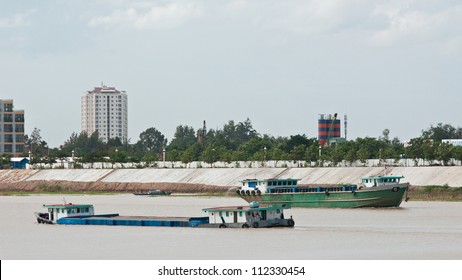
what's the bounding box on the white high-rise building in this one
[81,85,128,143]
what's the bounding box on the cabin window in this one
[239,212,243,217]
[278,181,282,186]
[226,212,229,217]
[219,212,223,216]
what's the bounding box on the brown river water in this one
[0,194,461,260]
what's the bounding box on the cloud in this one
[88,2,202,29]
[370,2,462,47]
[222,0,376,34]
[0,10,35,28]
[371,9,446,46]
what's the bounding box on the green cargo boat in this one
[236,175,409,208]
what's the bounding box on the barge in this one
[35,201,294,228]
[236,175,409,208]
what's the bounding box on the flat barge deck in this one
[58,214,209,227]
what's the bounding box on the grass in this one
[408,185,462,201]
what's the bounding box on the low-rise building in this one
[0,99,25,156]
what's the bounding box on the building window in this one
[4,144,12,153]
[15,145,24,153]
[15,135,24,143]
[4,124,13,132]
[3,104,13,112]
[15,124,24,132]
[4,135,13,142]
[14,114,24,122]
[3,114,13,122]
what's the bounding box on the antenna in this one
[344,115,348,140]
[203,120,207,141]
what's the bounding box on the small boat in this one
[236,175,409,208]
[34,203,102,224]
[133,189,172,196]
[35,201,294,229]
[201,201,294,228]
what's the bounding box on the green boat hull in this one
[239,184,409,208]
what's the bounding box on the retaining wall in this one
[1,166,462,187]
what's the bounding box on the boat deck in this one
[58,214,209,227]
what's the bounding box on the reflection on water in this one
[1,194,461,260]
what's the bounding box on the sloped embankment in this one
[1,166,462,195]
[0,180,229,194]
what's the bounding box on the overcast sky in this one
[1,0,461,148]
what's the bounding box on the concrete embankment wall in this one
[1,166,462,189]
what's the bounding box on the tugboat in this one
[237,175,409,208]
[35,202,98,224]
[201,201,294,228]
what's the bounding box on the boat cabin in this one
[39,203,94,223]
[202,201,291,228]
[361,175,404,188]
[238,178,300,195]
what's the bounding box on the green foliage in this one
[34,121,462,166]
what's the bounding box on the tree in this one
[181,143,202,163]
[169,125,197,150]
[357,147,369,166]
[137,127,167,153]
[435,142,452,166]
[422,123,462,142]
[26,127,49,157]
[290,145,306,161]
[380,128,390,144]
[406,137,424,165]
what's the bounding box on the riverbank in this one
[1,182,461,201]
[408,185,462,201]
[1,166,462,201]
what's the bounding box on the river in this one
[1,194,461,259]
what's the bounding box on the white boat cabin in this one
[239,178,300,195]
[202,202,288,225]
[41,203,94,223]
[361,175,404,188]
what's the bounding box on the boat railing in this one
[267,186,358,194]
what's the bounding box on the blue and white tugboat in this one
[35,202,99,224]
[201,201,295,228]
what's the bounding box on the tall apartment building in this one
[0,99,25,156]
[81,86,128,143]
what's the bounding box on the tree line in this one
[16,120,462,167]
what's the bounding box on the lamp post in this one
[264,146,267,167]
[72,150,75,169]
[318,145,322,166]
[212,148,216,168]
[162,148,166,167]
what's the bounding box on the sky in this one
[1,0,461,148]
